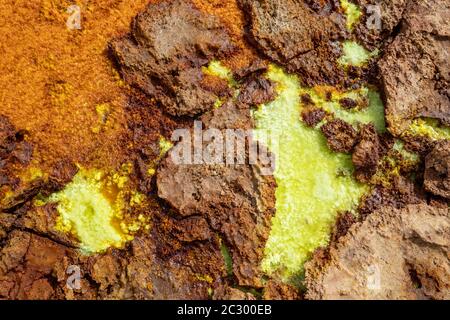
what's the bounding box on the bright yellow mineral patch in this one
[159,136,174,156]
[49,167,149,254]
[195,274,214,284]
[405,118,450,140]
[305,86,386,133]
[340,0,362,30]
[253,65,385,282]
[339,41,378,67]
[92,103,111,134]
[147,136,173,176]
[202,60,236,86]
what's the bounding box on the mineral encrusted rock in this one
[305,204,450,300]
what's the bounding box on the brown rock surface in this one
[213,285,256,300]
[354,0,409,50]
[157,152,276,287]
[110,0,236,116]
[157,72,277,287]
[0,230,75,300]
[0,228,227,300]
[263,280,302,300]
[305,204,450,300]
[424,140,450,199]
[352,124,380,182]
[358,176,425,219]
[237,75,276,106]
[201,71,276,130]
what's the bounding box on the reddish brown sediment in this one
[192,0,261,72]
[301,108,329,128]
[156,75,278,287]
[262,280,303,300]
[353,0,409,50]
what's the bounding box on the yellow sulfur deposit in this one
[49,167,149,254]
[253,65,385,282]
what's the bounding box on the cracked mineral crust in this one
[424,140,450,199]
[379,0,450,136]
[156,75,277,287]
[305,204,450,300]
[239,0,348,86]
[1,0,449,301]
[110,0,236,117]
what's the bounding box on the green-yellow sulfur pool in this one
[253,65,385,282]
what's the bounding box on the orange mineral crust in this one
[0,0,151,172]
[192,0,259,71]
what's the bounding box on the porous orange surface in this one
[0,0,151,173]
